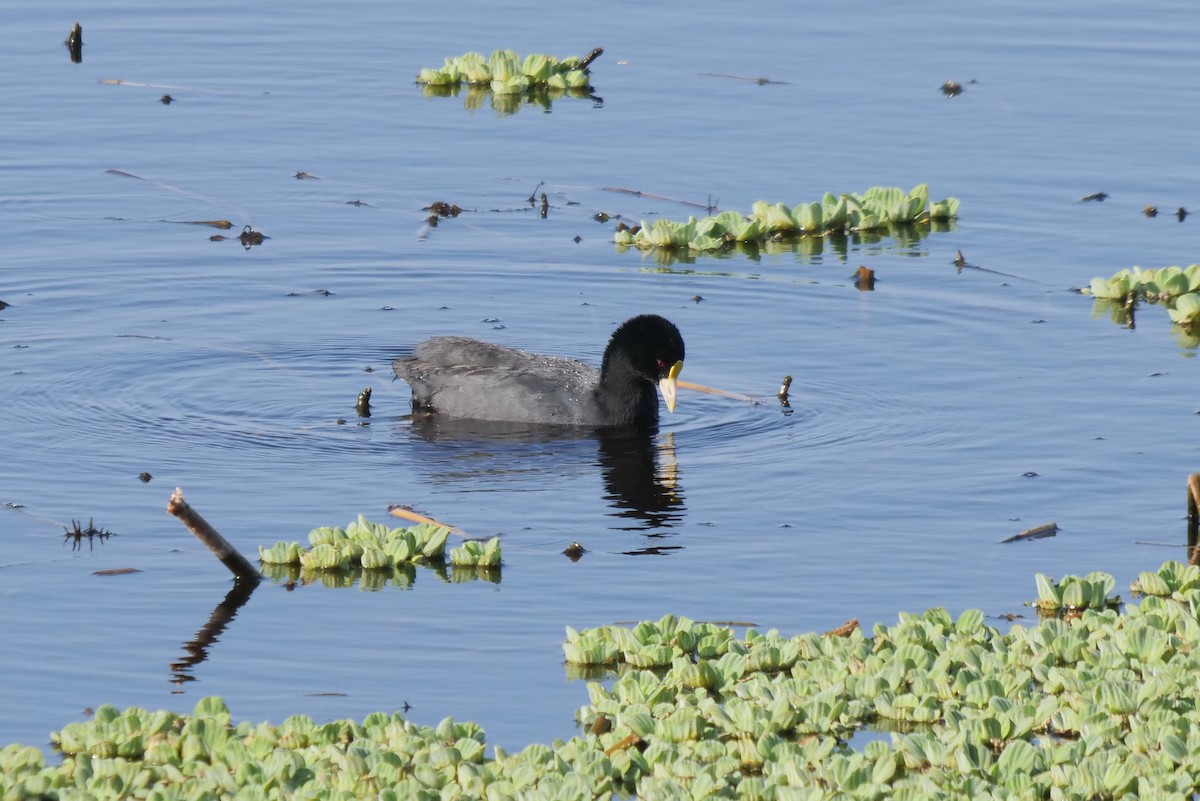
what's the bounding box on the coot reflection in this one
[404,416,685,531]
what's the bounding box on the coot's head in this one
[602,314,686,413]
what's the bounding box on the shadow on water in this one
[405,416,686,534]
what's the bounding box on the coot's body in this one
[393,315,685,428]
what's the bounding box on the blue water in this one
[2,0,1200,754]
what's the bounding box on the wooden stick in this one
[577,47,604,71]
[604,734,642,756]
[1000,522,1058,544]
[677,379,757,403]
[166,488,260,583]
[601,186,714,211]
[1188,473,1200,565]
[388,505,472,538]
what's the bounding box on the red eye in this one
[656,358,665,368]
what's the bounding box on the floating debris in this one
[238,225,266,248]
[823,618,860,637]
[1081,192,1109,202]
[65,22,83,64]
[777,375,793,404]
[853,265,875,291]
[1000,521,1057,544]
[160,94,174,105]
[703,73,790,86]
[563,542,587,561]
[1143,205,1159,218]
[294,171,319,180]
[594,212,610,223]
[954,249,967,269]
[1177,207,1188,222]
[138,472,152,483]
[356,387,372,418]
[93,568,141,576]
[177,219,233,229]
[424,201,462,218]
[63,518,115,551]
[940,80,963,97]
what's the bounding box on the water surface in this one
[2,0,1199,753]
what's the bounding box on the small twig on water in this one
[578,47,604,71]
[602,186,716,211]
[166,487,260,583]
[678,379,757,404]
[388,505,473,538]
[999,522,1058,544]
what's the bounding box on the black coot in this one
[392,314,685,427]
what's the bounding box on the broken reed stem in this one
[677,379,757,403]
[1000,522,1058,544]
[1188,473,1200,566]
[167,487,260,584]
[388,506,472,538]
[601,186,714,211]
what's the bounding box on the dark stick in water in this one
[167,487,260,583]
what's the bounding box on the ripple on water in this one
[6,336,411,462]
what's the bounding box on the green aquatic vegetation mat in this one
[417,49,594,94]
[614,184,959,257]
[258,515,501,587]
[1085,264,1200,345]
[6,562,1200,799]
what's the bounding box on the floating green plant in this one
[449,537,502,568]
[613,184,959,257]
[11,563,1200,799]
[1131,560,1200,600]
[1084,264,1200,343]
[259,515,501,573]
[1032,570,1120,614]
[417,49,598,94]
[417,49,600,114]
[1085,264,1200,303]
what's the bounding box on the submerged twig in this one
[166,488,260,583]
[602,186,715,211]
[702,72,790,86]
[1000,522,1058,544]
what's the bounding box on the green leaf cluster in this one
[1085,265,1200,303]
[449,538,502,568]
[417,49,593,95]
[1032,571,1120,613]
[258,515,502,576]
[12,564,1200,799]
[614,185,960,255]
[1085,265,1200,339]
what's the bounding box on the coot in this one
[393,314,685,427]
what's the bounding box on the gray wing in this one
[393,336,601,424]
